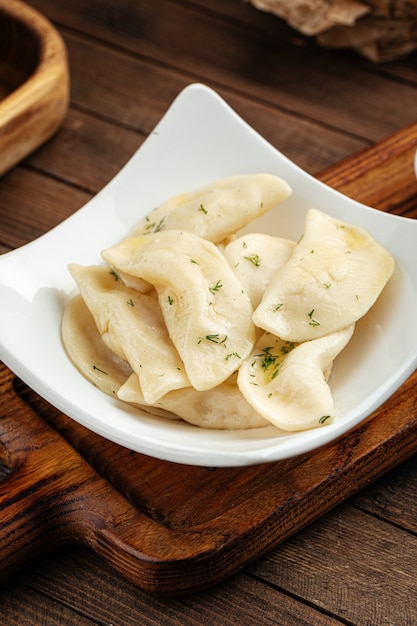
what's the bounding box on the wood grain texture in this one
[0,168,91,250]
[27,0,417,141]
[1,121,417,593]
[12,546,342,626]
[249,504,417,625]
[1,0,417,621]
[0,0,69,175]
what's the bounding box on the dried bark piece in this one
[247,0,417,61]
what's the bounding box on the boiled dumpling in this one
[118,372,269,430]
[62,294,132,396]
[223,233,296,308]
[238,325,355,431]
[102,230,256,390]
[128,173,291,244]
[67,264,190,403]
[253,208,394,341]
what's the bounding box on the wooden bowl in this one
[0,0,69,175]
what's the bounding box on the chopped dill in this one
[308,309,320,326]
[319,415,331,424]
[209,279,223,294]
[198,334,228,345]
[109,269,120,281]
[244,253,261,267]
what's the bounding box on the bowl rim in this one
[0,0,70,175]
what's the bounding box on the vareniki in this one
[62,174,394,433]
[253,208,395,341]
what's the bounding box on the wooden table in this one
[1,1,417,624]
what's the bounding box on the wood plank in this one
[351,454,417,534]
[248,503,417,625]
[27,108,145,193]
[17,546,341,626]
[0,577,97,625]
[320,120,417,216]
[60,30,366,175]
[28,0,417,141]
[0,168,90,249]
[379,54,417,84]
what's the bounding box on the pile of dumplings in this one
[62,173,394,432]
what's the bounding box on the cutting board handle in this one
[0,367,91,577]
[0,365,140,582]
[0,365,221,593]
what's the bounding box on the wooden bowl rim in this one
[0,0,70,173]
[0,0,69,103]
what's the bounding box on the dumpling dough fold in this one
[67,264,190,403]
[62,294,132,396]
[128,173,292,243]
[253,208,395,341]
[102,230,256,390]
[118,373,269,430]
[223,233,295,308]
[238,325,355,431]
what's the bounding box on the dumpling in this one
[62,294,132,396]
[102,230,256,390]
[128,173,291,244]
[238,325,354,431]
[253,208,395,341]
[223,233,296,308]
[67,264,190,403]
[118,372,269,430]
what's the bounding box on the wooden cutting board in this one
[1,125,417,595]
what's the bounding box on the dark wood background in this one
[1,1,417,624]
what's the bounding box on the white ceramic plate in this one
[1,83,417,467]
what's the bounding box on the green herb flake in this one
[153,217,166,233]
[244,253,261,267]
[319,415,331,424]
[127,298,134,307]
[281,341,295,355]
[308,309,320,327]
[144,215,166,234]
[93,365,108,375]
[198,334,228,345]
[209,280,223,294]
[109,269,120,281]
[199,203,208,214]
[144,219,155,232]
